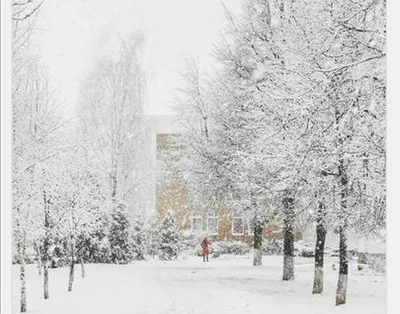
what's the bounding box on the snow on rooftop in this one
[144,114,184,134]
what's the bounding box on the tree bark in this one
[43,190,50,299]
[43,264,49,299]
[253,218,263,266]
[282,196,295,281]
[336,159,349,305]
[312,201,326,294]
[34,240,42,275]
[81,257,85,278]
[111,157,118,205]
[336,223,348,305]
[68,240,75,292]
[19,232,27,312]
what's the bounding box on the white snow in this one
[251,62,269,81]
[12,255,385,314]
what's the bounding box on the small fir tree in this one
[131,215,146,260]
[108,204,133,264]
[146,214,160,259]
[159,212,182,260]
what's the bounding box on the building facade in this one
[155,129,295,242]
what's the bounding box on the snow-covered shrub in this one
[358,252,368,264]
[77,231,110,263]
[181,234,199,250]
[97,236,111,263]
[50,242,69,267]
[366,253,386,274]
[195,245,220,257]
[211,247,221,258]
[158,212,183,260]
[212,241,251,255]
[294,241,315,258]
[262,240,283,255]
[72,210,111,263]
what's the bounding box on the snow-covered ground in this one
[12,254,385,314]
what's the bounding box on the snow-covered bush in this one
[50,241,69,267]
[294,241,315,258]
[366,253,386,274]
[262,240,283,255]
[212,241,251,255]
[181,234,199,250]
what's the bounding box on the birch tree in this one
[78,32,150,218]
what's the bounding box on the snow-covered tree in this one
[109,203,134,264]
[51,144,108,291]
[159,212,183,261]
[146,214,161,259]
[280,0,386,302]
[78,32,151,217]
[175,0,385,305]
[12,30,67,306]
[131,215,146,260]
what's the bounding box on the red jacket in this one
[201,237,211,255]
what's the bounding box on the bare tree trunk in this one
[19,232,27,312]
[34,240,42,275]
[312,201,326,294]
[43,264,49,299]
[336,223,348,305]
[282,196,295,281]
[253,218,263,266]
[80,257,85,278]
[336,159,349,306]
[43,190,50,299]
[16,205,28,312]
[68,239,75,291]
[111,158,118,205]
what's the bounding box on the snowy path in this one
[12,255,385,314]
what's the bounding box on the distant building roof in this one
[144,114,183,134]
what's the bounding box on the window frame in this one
[232,217,245,236]
[191,216,203,234]
[206,216,219,236]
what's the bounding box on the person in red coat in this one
[201,237,211,262]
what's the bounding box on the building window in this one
[191,216,203,233]
[247,218,255,236]
[232,217,244,235]
[207,217,218,235]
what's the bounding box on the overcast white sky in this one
[32,0,243,116]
